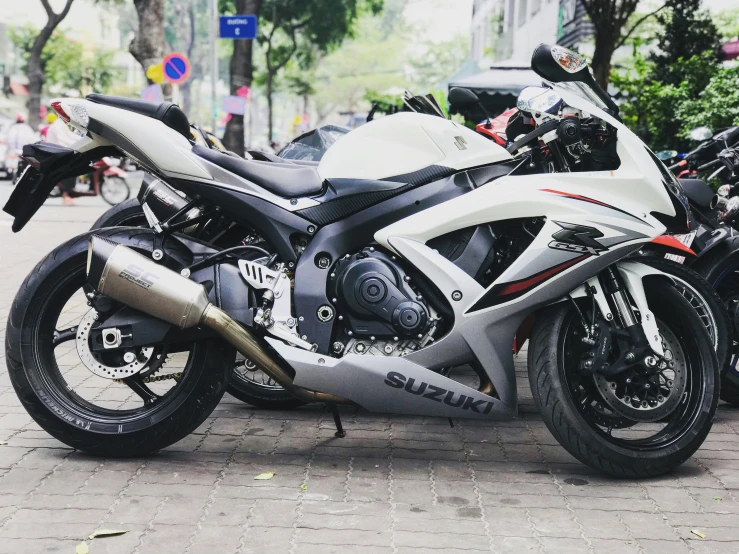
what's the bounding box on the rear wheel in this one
[529,279,718,477]
[5,228,233,456]
[91,198,147,228]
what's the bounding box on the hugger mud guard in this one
[3,142,119,232]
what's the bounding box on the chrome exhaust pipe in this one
[710,194,726,210]
[86,236,347,404]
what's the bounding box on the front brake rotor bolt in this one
[609,382,616,389]
[624,396,631,403]
[641,401,648,408]
[123,352,136,363]
[658,395,664,402]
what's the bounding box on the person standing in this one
[45,117,81,205]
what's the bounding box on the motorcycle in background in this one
[47,157,130,205]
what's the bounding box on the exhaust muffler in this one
[86,236,347,404]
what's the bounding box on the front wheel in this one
[529,279,718,477]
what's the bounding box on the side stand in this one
[329,405,346,438]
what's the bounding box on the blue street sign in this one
[219,15,257,39]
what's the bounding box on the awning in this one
[448,61,542,120]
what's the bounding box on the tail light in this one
[51,101,70,123]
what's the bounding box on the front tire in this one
[5,228,233,456]
[529,280,718,477]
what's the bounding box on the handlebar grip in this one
[697,159,722,172]
[506,119,560,155]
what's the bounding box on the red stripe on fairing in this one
[540,188,612,208]
[496,254,590,296]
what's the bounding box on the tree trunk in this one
[130,0,171,98]
[266,72,274,144]
[223,0,261,155]
[27,0,75,128]
[591,34,615,88]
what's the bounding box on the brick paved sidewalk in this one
[1,185,739,554]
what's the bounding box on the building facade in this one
[471,0,592,66]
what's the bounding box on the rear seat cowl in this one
[86,94,192,141]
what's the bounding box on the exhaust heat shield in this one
[87,235,209,329]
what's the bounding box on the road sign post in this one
[219,15,258,39]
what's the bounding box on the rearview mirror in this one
[448,87,481,108]
[655,150,678,161]
[517,87,562,115]
[690,126,713,141]
[531,44,589,83]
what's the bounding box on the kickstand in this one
[329,405,346,438]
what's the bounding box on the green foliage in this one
[714,8,739,41]
[612,49,739,150]
[407,34,470,90]
[10,25,119,95]
[364,89,403,113]
[649,0,721,87]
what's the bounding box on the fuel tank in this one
[317,112,512,181]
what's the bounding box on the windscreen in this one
[547,80,608,111]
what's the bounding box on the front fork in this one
[572,263,666,376]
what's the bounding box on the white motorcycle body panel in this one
[317,112,512,180]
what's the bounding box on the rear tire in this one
[5,228,233,456]
[91,198,147,229]
[529,280,718,477]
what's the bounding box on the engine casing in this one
[329,249,431,339]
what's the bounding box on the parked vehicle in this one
[663,126,739,184]
[3,47,720,477]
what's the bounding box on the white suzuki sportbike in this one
[4,44,718,477]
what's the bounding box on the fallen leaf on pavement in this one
[691,530,706,539]
[76,542,89,554]
[714,497,722,501]
[88,529,129,540]
[301,484,308,490]
[254,472,275,480]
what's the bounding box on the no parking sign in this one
[162,53,191,85]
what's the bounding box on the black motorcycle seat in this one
[679,178,715,209]
[86,94,191,141]
[193,145,324,198]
